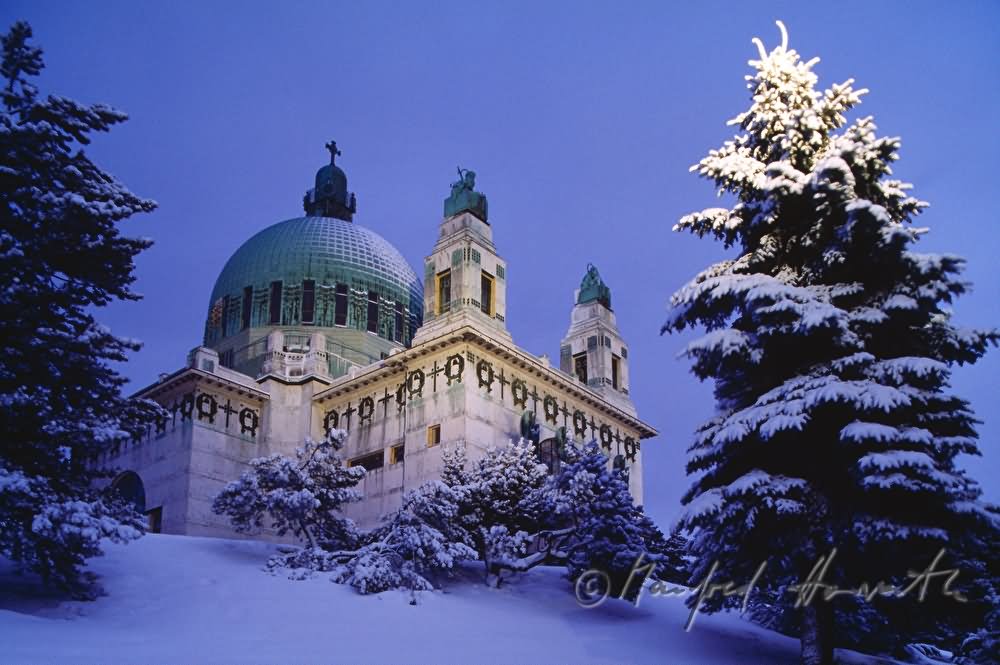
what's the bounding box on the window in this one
[268,281,282,325]
[537,439,561,476]
[390,444,405,465]
[481,271,494,316]
[427,424,441,447]
[220,295,230,336]
[612,355,621,390]
[334,284,348,326]
[349,451,384,472]
[574,352,588,384]
[367,291,379,333]
[394,302,404,342]
[301,280,315,324]
[436,270,451,314]
[241,286,252,330]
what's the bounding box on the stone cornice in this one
[132,367,269,403]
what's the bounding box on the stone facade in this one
[106,159,657,538]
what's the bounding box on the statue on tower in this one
[577,263,612,310]
[444,166,488,222]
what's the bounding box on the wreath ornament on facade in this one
[179,392,195,420]
[511,378,528,408]
[358,396,375,423]
[406,368,425,398]
[323,409,340,437]
[195,393,218,424]
[543,395,559,425]
[572,409,588,438]
[444,353,465,385]
[599,423,613,451]
[476,359,495,392]
[239,407,259,437]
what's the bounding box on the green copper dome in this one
[204,216,423,349]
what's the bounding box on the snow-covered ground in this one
[0,534,897,664]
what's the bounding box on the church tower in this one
[560,264,635,416]
[412,168,511,345]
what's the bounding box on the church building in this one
[102,143,657,536]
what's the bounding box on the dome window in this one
[241,286,252,330]
[302,280,315,324]
[334,284,348,327]
[367,291,379,333]
[269,281,282,325]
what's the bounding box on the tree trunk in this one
[800,602,834,665]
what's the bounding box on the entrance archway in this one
[110,471,146,513]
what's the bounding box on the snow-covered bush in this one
[662,21,999,663]
[212,430,363,550]
[467,439,551,544]
[334,480,476,595]
[547,441,663,600]
[0,21,160,596]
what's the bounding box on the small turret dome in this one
[315,162,347,202]
[303,141,356,221]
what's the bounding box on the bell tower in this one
[412,168,510,345]
[559,264,635,415]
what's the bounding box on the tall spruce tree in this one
[0,21,159,595]
[662,21,999,664]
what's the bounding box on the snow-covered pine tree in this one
[439,440,552,584]
[470,439,551,537]
[439,444,478,551]
[549,441,662,600]
[468,440,550,571]
[646,525,691,587]
[334,480,476,596]
[212,430,364,550]
[0,21,160,596]
[662,21,999,664]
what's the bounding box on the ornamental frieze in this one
[320,351,640,463]
[126,389,262,452]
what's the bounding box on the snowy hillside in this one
[0,534,900,664]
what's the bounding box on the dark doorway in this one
[110,471,146,513]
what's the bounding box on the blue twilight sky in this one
[4,1,997,527]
